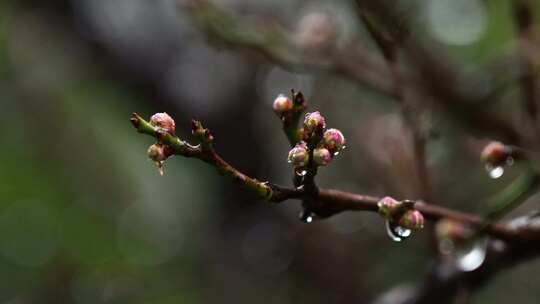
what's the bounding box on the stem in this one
[130,113,536,242]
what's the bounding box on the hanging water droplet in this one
[454,238,488,272]
[342,145,347,150]
[287,159,292,163]
[154,161,164,176]
[299,210,315,224]
[295,169,307,176]
[485,164,504,179]
[333,151,340,156]
[385,220,412,242]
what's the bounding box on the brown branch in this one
[179,0,396,97]
[354,0,521,144]
[356,7,432,201]
[130,112,536,243]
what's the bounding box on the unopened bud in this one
[435,219,471,241]
[480,141,509,166]
[147,144,171,162]
[147,143,172,176]
[398,210,425,230]
[288,142,309,167]
[322,128,345,152]
[273,94,293,117]
[313,147,332,166]
[150,112,176,135]
[296,12,337,51]
[303,111,326,135]
[377,196,401,219]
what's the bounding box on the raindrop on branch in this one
[386,220,412,242]
[295,169,307,177]
[485,164,504,179]
[299,209,315,224]
[454,238,488,272]
[438,237,488,272]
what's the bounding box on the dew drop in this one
[342,145,347,150]
[287,159,292,163]
[154,161,165,176]
[299,210,315,224]
[485,164,504,179]
[385,220,412,242]
[333,151,340,156]
[295,169,307,176]
[454,238,487,272]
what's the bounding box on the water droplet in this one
[455,238,487,272]
[438,237,488,272]
[342,145,347,150]
[333,151,340,156]
[385,220,412,242]
[295,169,307,176]
[299,210,315,223]
[485,164,504,179]
[154,161,164,176]
[287,159,292,163]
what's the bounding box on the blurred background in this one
[1,0,540,303]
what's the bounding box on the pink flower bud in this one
[296,12,337,51]
[435,219,471,241]
[147,144,171,162]
[288,142,309,167]
[377,196,401,218]
[313,147,332,166]
[398,210,425,230]
[303,111,326,134]
[480,141,509,166]
[150,112,176,135]
[273,94,293,116]
[322,128,345,152]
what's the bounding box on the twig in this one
[513,0,539,139]
[130,113,537,242]
[357,8,432,201]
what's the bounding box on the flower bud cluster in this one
[377,196,425,231]
[284,107,346,168]
[146,113,178,175]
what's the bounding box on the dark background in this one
[1,0,540,303]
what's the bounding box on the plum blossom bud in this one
[273,94,293,117]
[435,219,471,241]
[377,196,401,219]
[480,141,509,166]
[147,143,172,176]
[322,128,345,152]
[313,147,332,166]
[288,142,309,167]
[398,210,425,230]
[296,12,337,51]
[303,111,326,135]
[147,144,171,162]
[150,112,176,135]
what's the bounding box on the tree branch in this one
[130,112,538,243]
